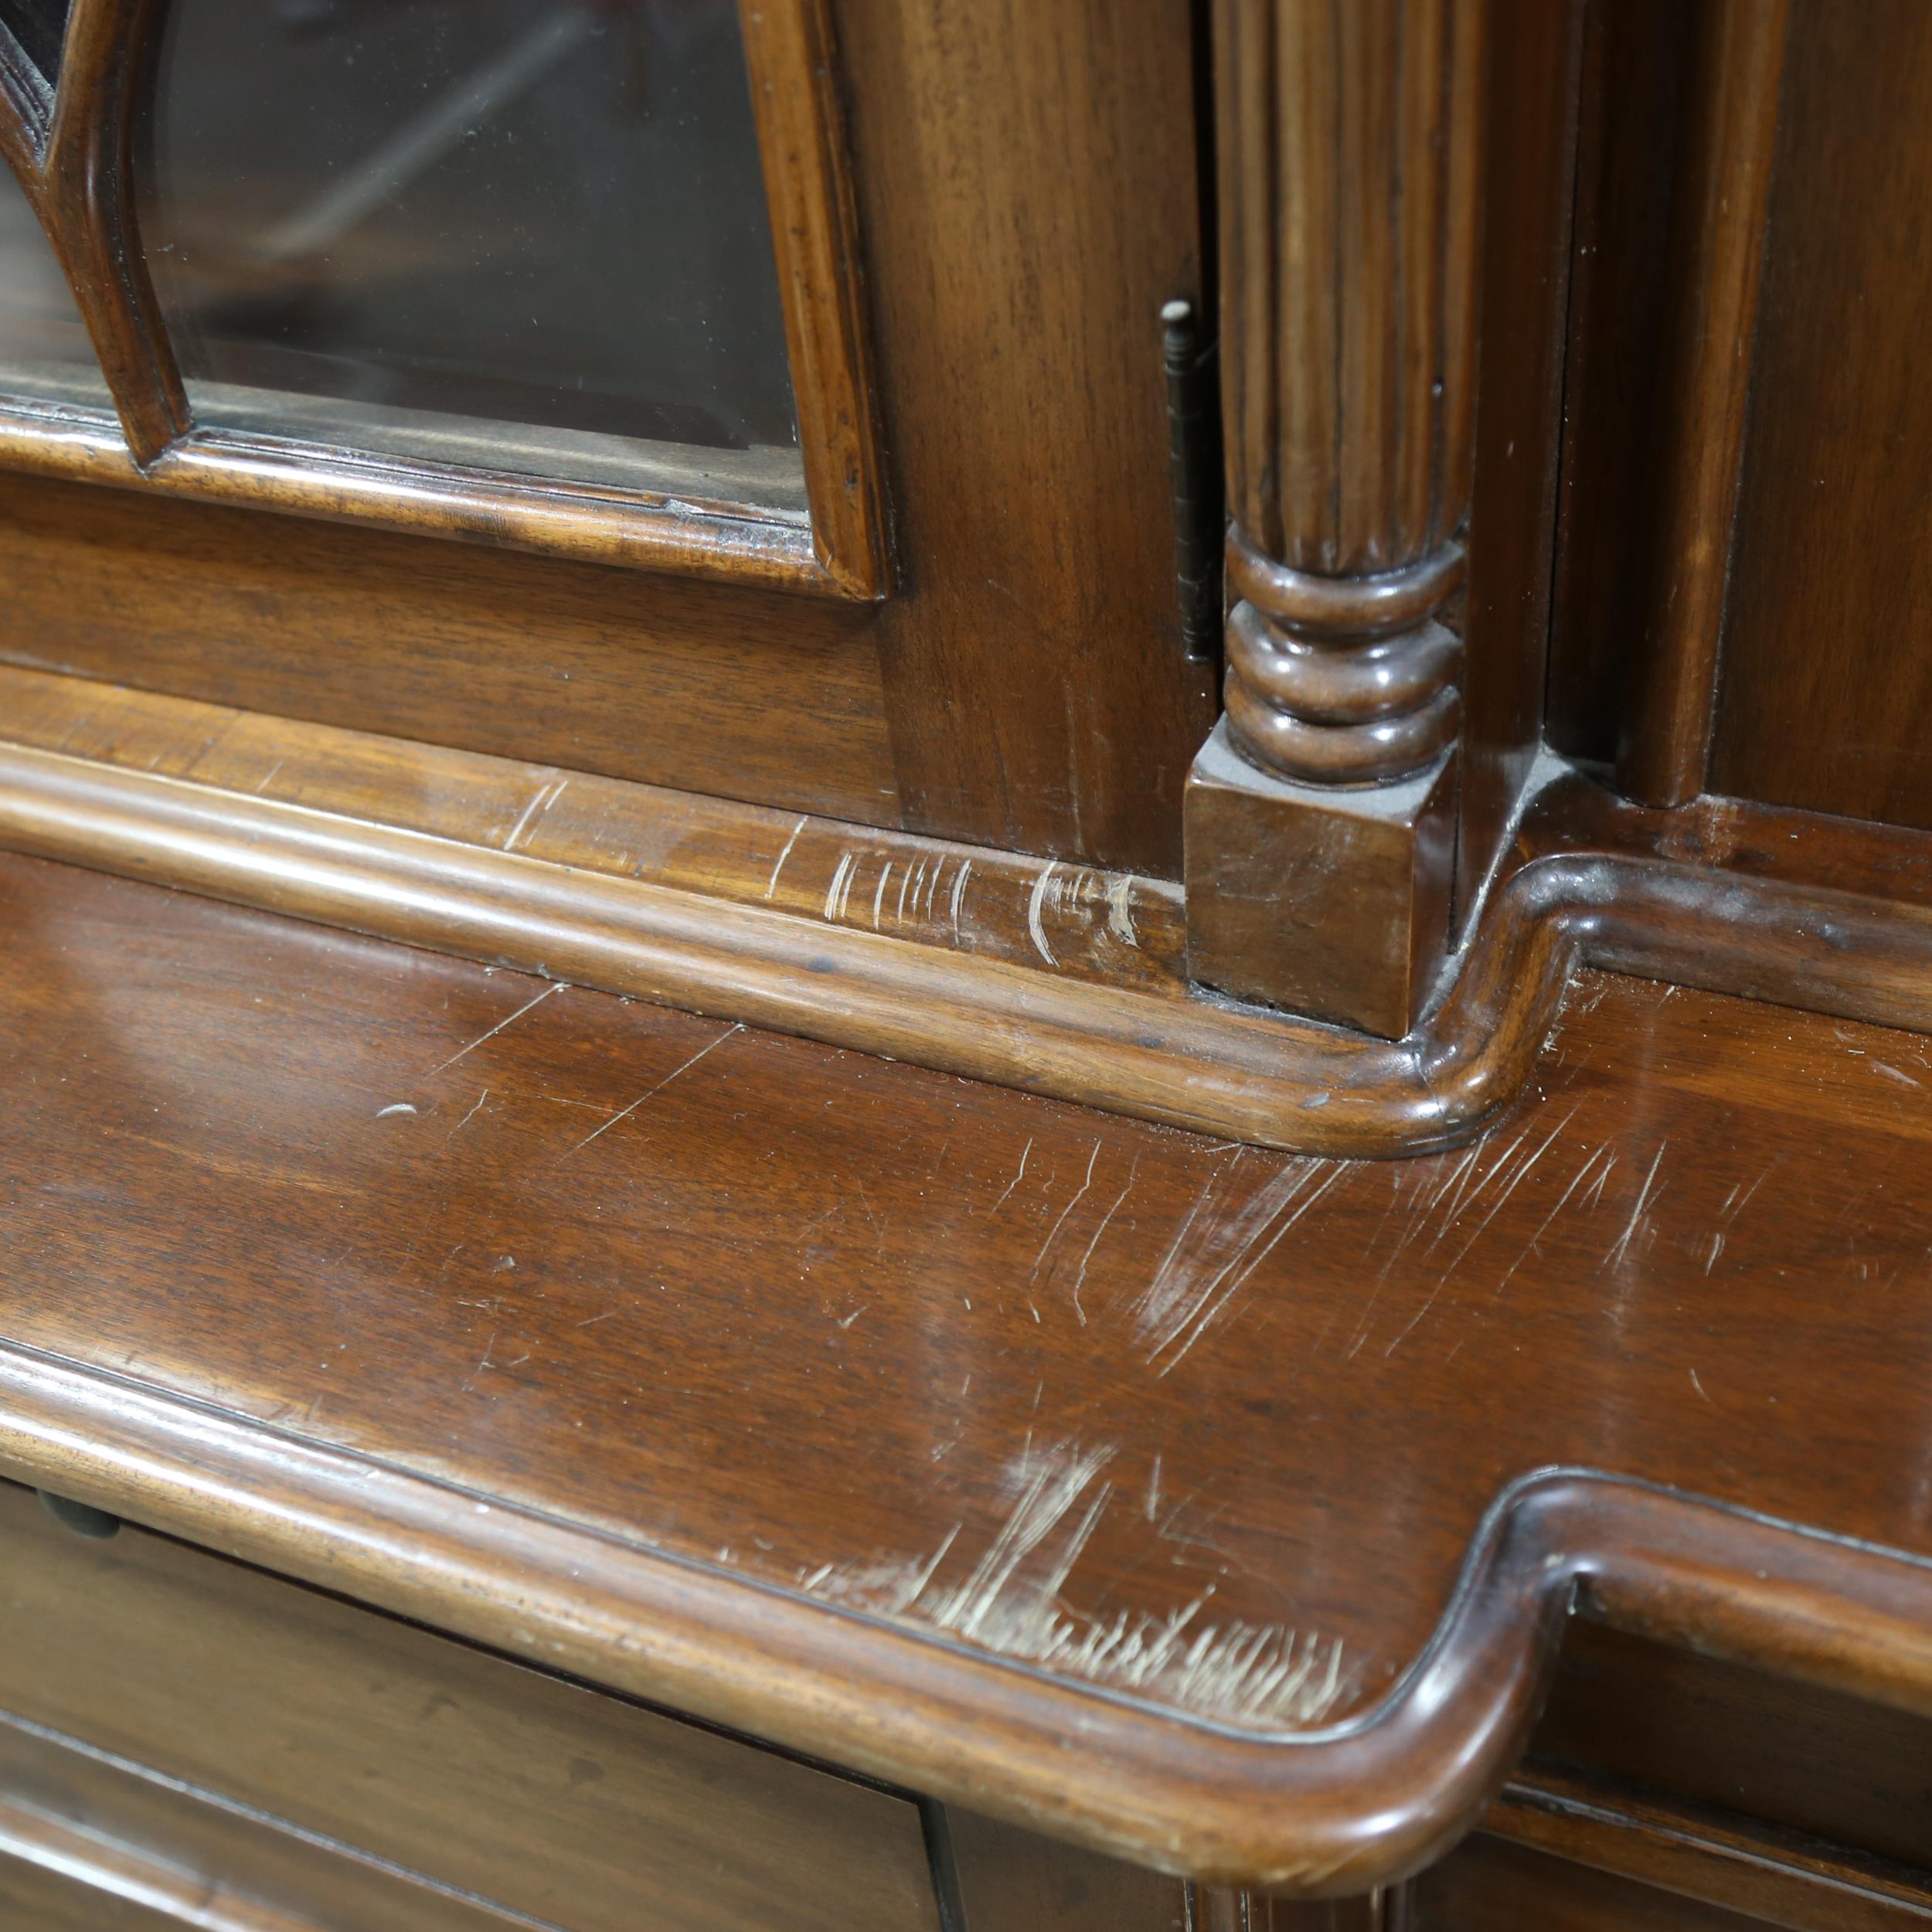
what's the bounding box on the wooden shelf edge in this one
[4,1338,1932,1893]
[4,702,1932,1152]
[0,405,854,597]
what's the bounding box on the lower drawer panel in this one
[0,1481,937,1932]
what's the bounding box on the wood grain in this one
[837,0,1218,869]
[9,854,1932,1885]
[740,0,893,600]
[0,476,901,827]
[1211,0,1478,785]
[1613,0,1787,807]
[0,1481,937,1932]
[1710,0,1932,827]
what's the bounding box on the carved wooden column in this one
[1185,0,1485,1040]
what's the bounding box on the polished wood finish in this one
[1452,0,1582,916]
[1213,0,1479,783]
[0,0,891,596]
[1189,0,1484,1036]
[20,671,1932,1155]
[840,0,1216,869]
[1489,1768,1932,1932]
[1186,718,1456,1041]
[10,852,1932,1886]
[1613,0,1787,807]
[0,1481,937,1932]
[1710,0,1932,827]
[0,475,902,828]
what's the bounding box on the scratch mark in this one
[1493,1143,1616,1294]
[835,1305,869,1330]
[1026,863,1061,966]
[764,817,808,898]
[561,1024,743,1158]
[1602,1140,1668,1272]
[824,851,856,920]
[1872,1060,1922,1090]
[376,1102,417,1119]
[948,859,974,939]
[1689,1367,1713,1406]
[251,756,287,795]
[1151,1163,1350,1375]
[1068,1168,1138,1326]
[1705,1231,1726,1274]
[576,1310,616,1328]
[872,861,893,930]
[1031,1140,1101,1282]
[441,1088,491,1145]
[991,1137,1035,1210]
[1104,875,1138,947]
[430,981,565,1074]
[504,777,567,853]
[1146,1454,1162,1522]
[896,861,914,925]
[803,1441,1350,1729]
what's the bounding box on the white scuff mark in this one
[1383,1109,1581,1358]
[503,777,567,853]
[1104,875,1139,947]
[823,850,856,921]
[991,1137,1034,1211]
[948,859,974,940]
[872,862,893,930]
[561,1024,743,1159]
[1136,1159,1349,1376]
[835,1305,870,1330]
[764,817,808,899]
[441,1088,491,1146]
[430,981,566,1075]
[896,862,915,926]
[1068,1167,1138,1327]
[1690,1367,1713,1406]
[798,1440,1350,1729]
[1872,1060,1922,1090]
[1146,1454,1162,1522]
[1026,863,1061,967]
[1492,1142,1616,1294]
[1031,1141,1101,1284]
[1705,1231,1726,1274]
[376,1102,418,1119]
[1602,1140,1668,1272]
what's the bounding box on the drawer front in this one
[0,1481,938,1932]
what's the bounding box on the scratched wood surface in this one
[4,849,1932,1740]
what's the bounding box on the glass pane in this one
[139,0,805,516]
[0,165,111,406]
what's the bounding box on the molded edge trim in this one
[2,745,1932,1155]
[1,1340,1930,1893]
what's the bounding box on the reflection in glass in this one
[0,166,111,407]
[0,0,71,83]
[139,0,804,514]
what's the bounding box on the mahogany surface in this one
[1710,0,1932,827]
[5,849,1932,1882]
